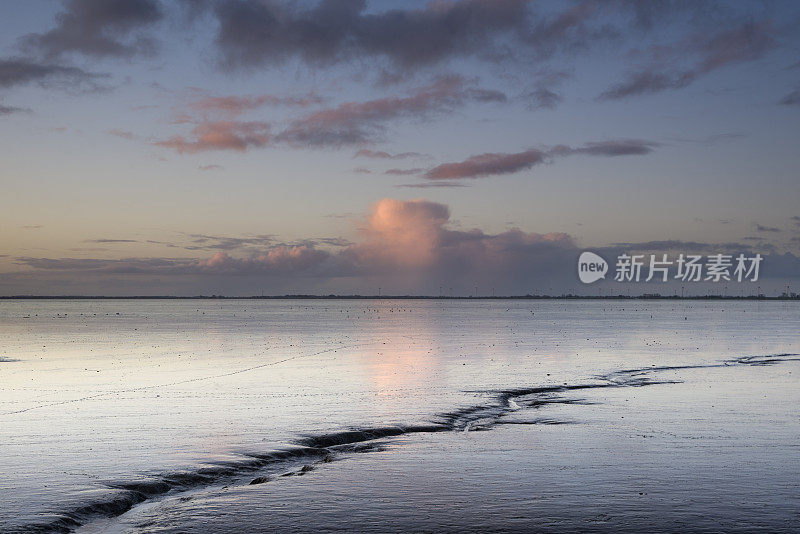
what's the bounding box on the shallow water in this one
[1,299,798,532]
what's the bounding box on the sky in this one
[1,0,799,296]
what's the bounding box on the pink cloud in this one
[154,121,271,153]
[157,77,504,153]
[180,199,573,277]
[345,199,573,275]
[348,199,451,269]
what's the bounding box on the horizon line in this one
[1,294,798,301]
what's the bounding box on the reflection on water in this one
[0,299,798,532]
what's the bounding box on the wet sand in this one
[1,299,798,532]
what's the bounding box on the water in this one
[1,299,798,532]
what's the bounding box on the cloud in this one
[618,0,728,31]
[525,87,562,110]
[780,88,800,106]
[523,69,570,110]
[157,76,503,153]
[792,216,800,227]
[14,199,574,286]
[354,149,425,160]
[15,257,172,272]
[154,120,271,153]
[755,223,781,233]
[16,246,331,277]
[187,93,324,116]
[606,240,760,253]
[84,238,138,243]
[14,199,800,294]
[200,0,731,83]
[21,0,163,59]
[183,233,275,251]
[0,102,30,115]
[198,164,223,171]
[276,75,505,147]
[139,234,278,252]
[346,199,453,269]
[424,139,658,180]
[600,21,775,100]
[551,139,659,157]
[396,182,469,188]
[425,149,546,180]
[669,132,746,146]
[0,57,105,90]
[385,168,424,176]
[600,71,693,101]
[210,0,532,70]
[312,237,353,247]
[343,199,575,279]
[194,246,329,275]
[107,128,135,139]
[696,21,774,72]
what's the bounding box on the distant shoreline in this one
[1,295,798,301]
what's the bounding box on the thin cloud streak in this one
[354,149,426,160]
[553,139,659,157]
[600,21,776,100]
[0,102,30,115]
[396,183,469,188]
[780,88,800,106]
[385,168,424,176]
[187,93,324,116]
[607,240,760,253]
[276,75,505,148]
[84,238,138,244]
[107,128,135,139]
[0,57,105,90]
[424,139,658,180]
[426,149,546,180]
